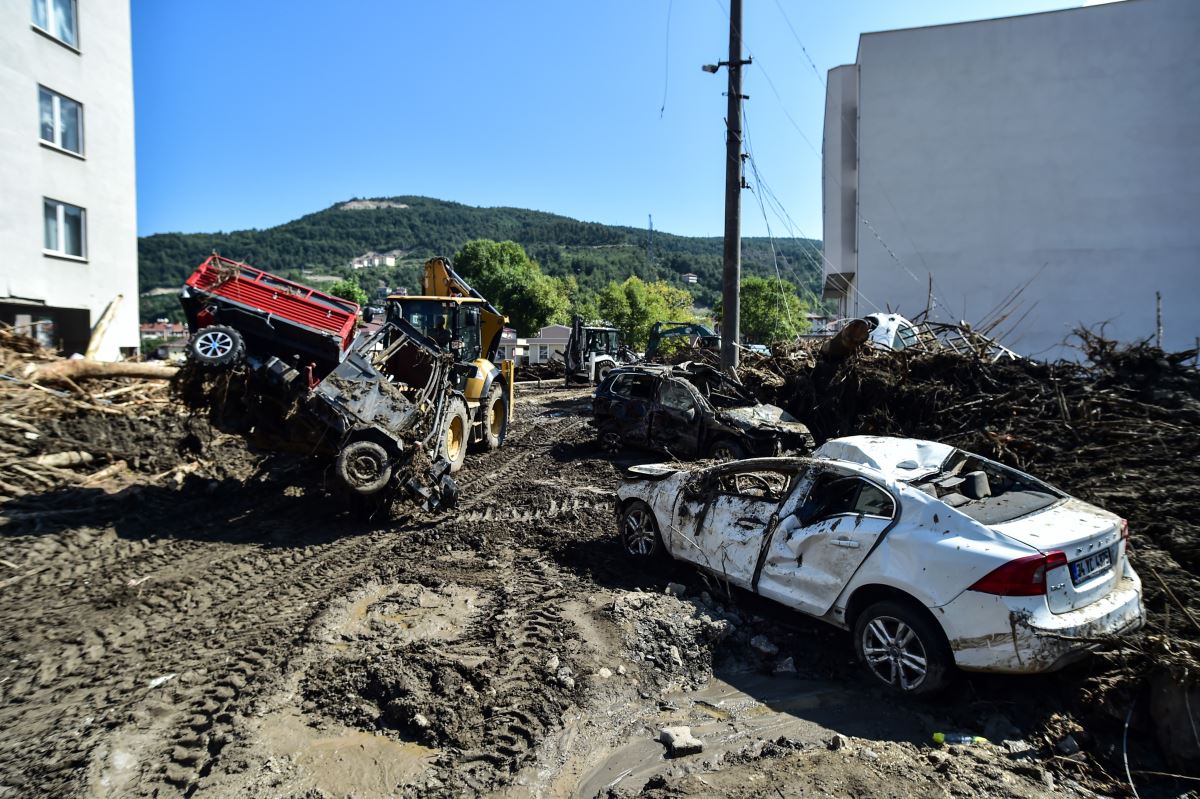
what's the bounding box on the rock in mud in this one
[750,634,779,657]
[828,733,854,753]
[659,726,704,757]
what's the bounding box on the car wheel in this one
[854,600,951,696]
[620,500,663,557]
[188,325,245,368]
[708,438,745,461]
[439,397,471,473]
[598,422,623,453]
[335,440,393,495]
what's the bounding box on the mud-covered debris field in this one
[1,325,1197,799]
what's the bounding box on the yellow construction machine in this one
[377,257,515,473]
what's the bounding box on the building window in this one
[43,198,86,258]
[538,344,549,362]
[32,0,78,48]
[39,87,83,154]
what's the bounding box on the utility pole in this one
[720,0,746,371]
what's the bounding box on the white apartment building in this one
[822,0,1200,358]
[0,0,138,359]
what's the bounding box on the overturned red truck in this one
[178,254,493,511]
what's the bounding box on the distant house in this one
[495,327,525,362]
[350,251,399,269]
[681,273,699,285]
[139,320,188,341]
[522,323,571,364]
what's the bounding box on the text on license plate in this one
[1069,547,1113,585]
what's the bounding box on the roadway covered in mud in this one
[0,330,1196,798]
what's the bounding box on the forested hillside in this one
[138,196,822,322]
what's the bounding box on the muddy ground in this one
[0,383,1194,799]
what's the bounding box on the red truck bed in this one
[184,255,360,355]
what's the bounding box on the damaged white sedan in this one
[616,436,1144,695]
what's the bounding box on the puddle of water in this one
[570,670,927,798]
[259,711,437,799]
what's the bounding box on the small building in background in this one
[822,0,1200,357]
[139,320,188,341]
[522,324,571,364]
[681,273,699,285]
[0,0,139,359]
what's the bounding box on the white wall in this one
[825,0,1200,357]
[0,1,139,359]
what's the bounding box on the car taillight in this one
[1120,519,1130,546]
[969,551,1068,597]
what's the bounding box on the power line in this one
[771,0,826,87]
[710,0,953,320]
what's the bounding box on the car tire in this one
[853,600,952,696]
[620,500,664,557]
[439,397,471,474]
[598,421,623,453]
[708,438,745,461]
[335,439,393,496]
[188,325,245,368]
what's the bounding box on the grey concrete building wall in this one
[0,1,139,359]
[823,0,1200,357]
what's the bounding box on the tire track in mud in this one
[452,557,575,788]
[0,406,585,798]
[135,417,581,797]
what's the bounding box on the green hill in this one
[138,196,823,323]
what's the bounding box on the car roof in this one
[814,435,954,480]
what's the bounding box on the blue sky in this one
[132,1,1084,239]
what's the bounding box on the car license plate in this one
[1069,547,1113,585]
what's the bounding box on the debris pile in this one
[739,331,1200,771]
[512,360,565,383]
[0,326,254,511]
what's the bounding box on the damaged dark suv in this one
[592,362,814,459]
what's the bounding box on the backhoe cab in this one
[381,257,515,473]
[564,314,637,384]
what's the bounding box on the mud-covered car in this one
[615,435,1144,695]
[592,362,814,459]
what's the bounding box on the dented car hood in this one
[717,404,807,433]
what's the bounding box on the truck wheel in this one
[595,363,614,383]
[479,384,507,451]
[189,325,245,368]
[336,440,392,495]
[853,600,952,696]
[440,397,470,473]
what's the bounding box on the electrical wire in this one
[709,0,951,320]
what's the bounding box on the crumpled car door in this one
[692,491,782,590]
[648,378,703,458]
[755,474,896,616]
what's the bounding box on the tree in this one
[453,240,570,334]
[597,276,696,349]
[716,276,811,345]
[328,279,369,307]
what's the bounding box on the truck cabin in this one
[585,328,620,356]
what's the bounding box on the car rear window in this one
[609,374,655,400]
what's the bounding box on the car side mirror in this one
[685,407,697,422]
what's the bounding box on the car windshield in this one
[909,450,1063,525]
